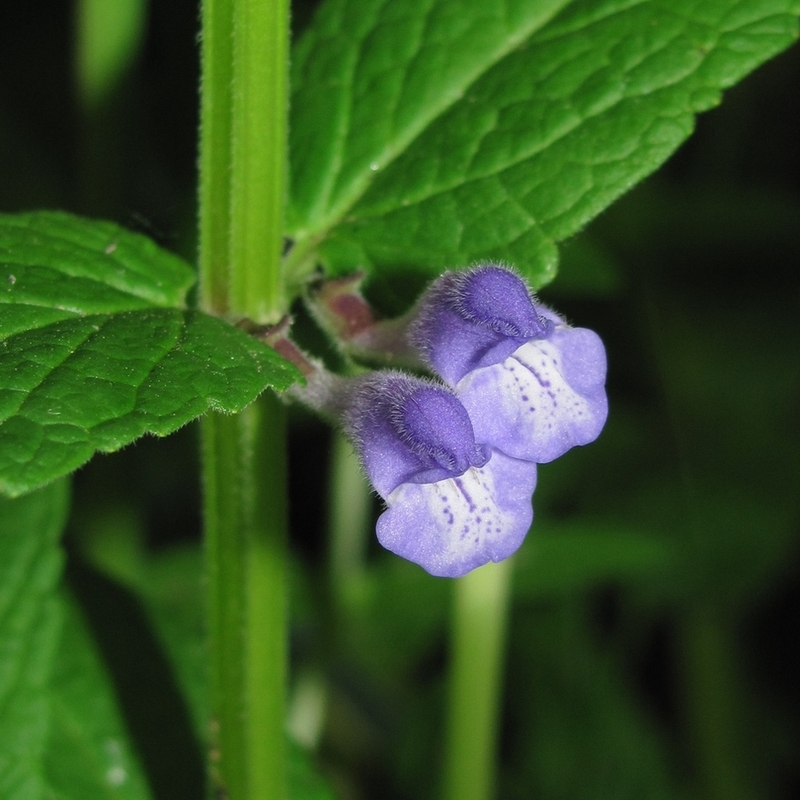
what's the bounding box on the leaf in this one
[338,558,449,682]
[44,593,152,800]
[513,522,675,599]
[0,483,149,799]
[506,604,689,800]
[289,0,800,286]
[288,743,337,800]
[0,211,194,339]
[78,530,337,800]
[289,0,570,232]
[0,211,302,496]
[0,480,69,800]
[86,540,209,745]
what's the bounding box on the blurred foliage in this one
[1,1,798,799]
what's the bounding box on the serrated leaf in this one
[44,593,152,800]
[0,480,69,800]
[0,212,302,497]
[0,309,299,497]
[289,0,799,285]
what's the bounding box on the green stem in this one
[199,0,291,798]
[229,0,289,321]
[443,559,513,800]
[681,607,755,800]
[327,432,372,600]
[198,0,234,316]
[203,401,289,800]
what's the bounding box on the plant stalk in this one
[199,0,291,798]
[443,559,513,800]
[681,606,755,800]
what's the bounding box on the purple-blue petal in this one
[343,372,488,498]
[376,451,537,577]
[409,266,551,385]
[457,327,608,463]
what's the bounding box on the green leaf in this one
[78,530,337,800]
[289,0,799,286]
[0,212,194,338]
[289,0,570,232]
[82,538,209,745]
[44,593,152,800]
[288,742,337,800]
[0,480,69,799]
[513,522,675,599]
[506,604,689,800]
[0,212,302,497]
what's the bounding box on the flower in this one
[341,372,537,577]
[266,262,606,577]
[408,265,608,463]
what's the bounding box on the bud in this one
[408,265,552,385]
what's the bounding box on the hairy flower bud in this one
[409,266,552,384]
[342,372,490,498]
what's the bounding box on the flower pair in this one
[312,264,607,578]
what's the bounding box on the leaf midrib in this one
[293,0,573,239]
[341,0,741,224]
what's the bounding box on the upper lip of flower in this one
[451,266,552,339]
[428,442,490,475]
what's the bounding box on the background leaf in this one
[44,592,152,800]
[512,522,675,599]
[504,603,689,800]
[0,480,68,799]
[0,211,302,496]
[288,0,800,287]
[75,524,337,800]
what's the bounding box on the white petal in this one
[376,452,536,577]
[457,329,607,463]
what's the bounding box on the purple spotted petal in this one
[409,266,551,385]
[457,326,608,463]
[376,451,537,577]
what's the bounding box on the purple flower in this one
[341,372,537,577]
[409,265,608,463]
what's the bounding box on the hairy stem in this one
[198,0,233,316]
[199,0,291,798]
[229,0,289,321]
